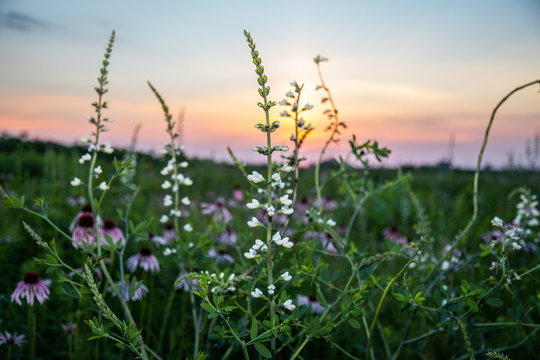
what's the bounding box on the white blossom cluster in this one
[158,145,193,232]
[490,216,523,251]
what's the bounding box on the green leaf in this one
[250,319,258,340]
[486,298,503,307]
[200,303,216,314]
[393,293,408,302]
[254,343,271,358]
[466,298,478,312]
[348,318,361,329]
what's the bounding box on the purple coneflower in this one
[126,247,160,272]
[232,185,244,203]
[176,269,200,291]
[321,233,340,254]
[201,199,232,223]
[217,227,237,245]
[72,214,96,249]
[114,277,149,301]
[163,224,176,243]
[101,219,125,247]
[208,249,234,264]
[383,227,409,245]
[61,324,77,334]
[0,331,26,347]
[11,272,51,306]
[148,232,169,247]
[297,293,324,314]
[69,203,102,231]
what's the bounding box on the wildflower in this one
[112,278,148,301]
[321,235,339,254]
[247,171,265,183]
[244,249,257,259]
[181,196,191,206]
[94,165,102,175]
[491,217,504,228]
[126,246,160,272]
[251,288,264,298]
[78,153,91,164]
[217,227,237,245]
[511,242,522,250]
[163,194,173,207]
[247,199,261,209]
[247,217,262,228]
[163,223,176,242]
[0,331,26,347]
[266,205,275,217]
[325,219,336,227]
[183,223,193,232]
[207,249,234,264]
[383,227,409,245]
[280,207,294,215]
[11,272,51,306]
[72,214,96,248]
[232,185,244,203]
[101,219,125,247]
[252,239,266,251]
[160,215,169,223]
[101,142,114,154]
[163,247,176,256]
[177,270,200,291]
[279,195,292,206]
[282,299,296,311]
[170,209,182,217]
[280,271,292,281]
[61,324,77,334]
[70,177,82,186]
[201,199,232,223]
[148,232,169,247]
[297,293,324,314]
[161,180,172,189]
[98,181,109,191]
[267,284,275,295]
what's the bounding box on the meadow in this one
[0,30,539,360]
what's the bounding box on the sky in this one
[1,0,539,168]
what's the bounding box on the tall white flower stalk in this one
[243,30,297,357]
[148,82,192,245]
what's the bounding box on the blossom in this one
[163,194,173,207]
[78,153,91,164]
[247,199,261,209]
[11,272,51,306]
[297,294,324,314]
[279,195,292,206]
[101,218,125,247]
[207,249,234,264]
[201,199,232,223]
[61,324,77,334]
[163,223,176,242]
[183,223,193,232]
[177,269,200,291]
[70,177,82,186]
[247,171,265,183]
[267,284,275,295]
[72,214,96,249]
[251,288,263,298]
[112,278,148,301]
[280,271,292,281]
[383,227,409,245]
[126,247,160,272]
[161,180,172,189]
[94,165,102,175]
[160,215,169,223]
[148,232,170,247]
[247,217,262,228]
[0,331,26,347]
[217,227,237,245]
[491,217,504,228]
[232,185,244,203]
[282,299,296,311]
[98,181,109,191]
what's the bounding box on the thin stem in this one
[190,292,201,359]
[158,287,176,353]
[27,305,36,360]
[290,334,311,360]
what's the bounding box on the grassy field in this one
[1,134,539,359]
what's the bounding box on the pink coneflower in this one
[148,232,169,247]
[11,272,51,306]
[163,224,176,243]
[207,249,234,264]
[383,227,409,245]
[72,214,96,249]
[101,219,125,247]
[0,331,26,347]
[201,199,232,223]
[126,247,160,272]
[321,233,340,254]
[112,277,148,301]
[217,227,237,245]
[297,293,324,314]
[69,203,102,231]
[232,185,244,203]
[61,324,77,334]
[176,269,200,291]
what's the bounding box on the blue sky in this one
[1,0,539,167]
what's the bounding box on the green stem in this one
[190,292,200,359]
[290,334,311,360]
[28,305,36,360]
[158,287,176,353]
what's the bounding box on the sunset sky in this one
[1,0,539,167]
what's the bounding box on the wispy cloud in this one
[0,11,50,32]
